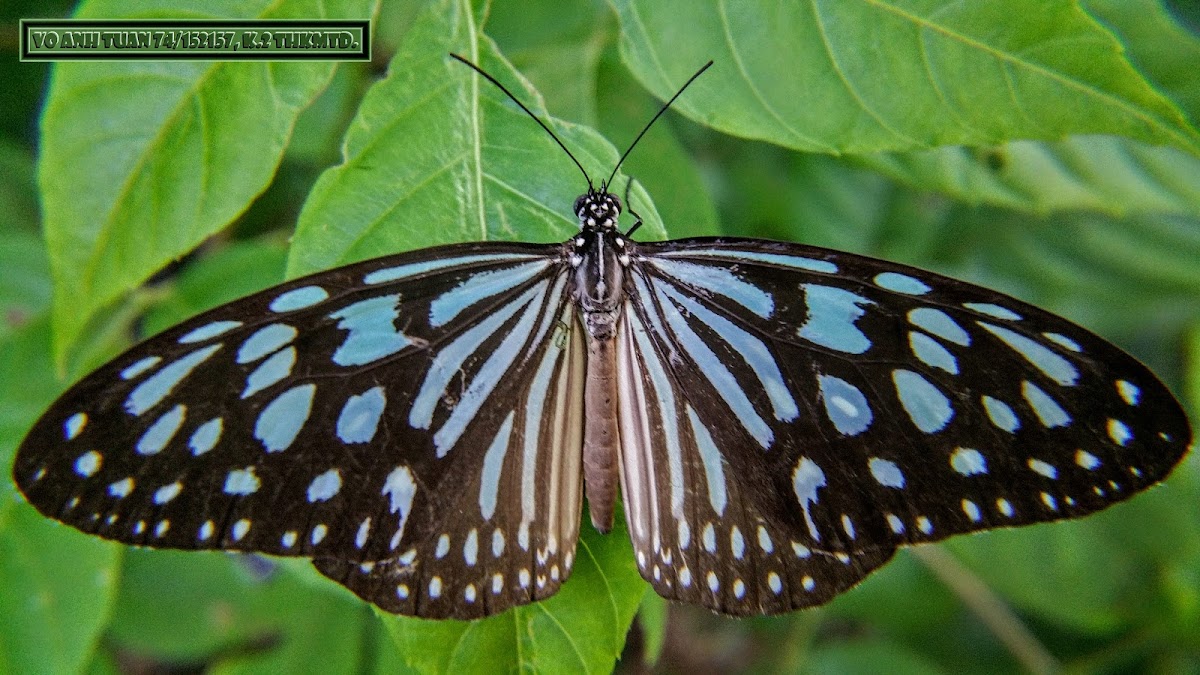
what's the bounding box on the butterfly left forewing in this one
[620,237,1191,615]
[14,241,586,619]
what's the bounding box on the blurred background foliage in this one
[1,0,1198,673]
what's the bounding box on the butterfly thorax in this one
[568,190,630,342]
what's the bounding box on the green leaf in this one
[289,0,664,277]
[861,136,1200,217]
[0,318,120,675]
[612,0,1200,154]
[1083,0,1200,125]
[40,0,375,365]
[0,229,51,342]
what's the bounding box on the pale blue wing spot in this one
[908,308,970,346]
[1107,419,1132,446]
[108,477,134,498]
[950,447,988,476]
[464,529,479,566]
[336,386,387,444]
[254,384,316,453]
[137,404,186,455]
[429,261,550,327]
[242,347,297,399]
[798,285,875,354]
[74,451,101,477]
[1028,459,1058,479]
[479,412,515,520]
[650,258,773,318]
[909,332,959,374]
[189,418,223,455]
[178,320,242,344]
[892,370,953,433]
[1042,332,1081,352]
[270,285,329,312]
[962,499,982,522]
[120,356,161,380]
[64,412,87,440]
[731,526,745,559]
[382,466,416,549]
[126,344,221,416]
[687,406,727,516]
[868,457,905,488]
[963,302,1022,321]
[153,482,182,505]
[662,249,838,273]
[1022,381,1071,428]
[364,253,540,284]
[224,467,260,495]
[874,272,930,295]
[307,469,342,502]
[791,457,826,542]
[981,395,1020,433]
[237,324,298,364]
[1116,380,1140,406]
[979,322,1078,386]
[1075,450,1101,470]
[817,374,872,436]
[328,294,413,366]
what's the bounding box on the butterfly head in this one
[574,189,622,231]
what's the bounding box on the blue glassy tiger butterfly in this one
[13,55,1192,621]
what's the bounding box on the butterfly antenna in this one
[605,61,713,190]
[450,53,594,191]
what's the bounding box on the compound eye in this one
[573,195,587,216]
[608,195,622,214]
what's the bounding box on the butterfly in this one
[12,55,1192,622]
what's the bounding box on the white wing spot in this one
[1107,419,1132,446]
[153,481,182,505]
[435,534,450,559]
[282,531,298,548]
[997,498,1015,517]
[198,520,215,541]
[306,468,342,502]
[232,519,251,541]
[311,524,327,545]
[65,412,87,440]
[962,499,982,522]
[154,520,170,538]
[356,518,371,549]
[1028,458,1058,479]
[1041,492,1058,510]
[224,467,260,496]
[74,451,102,478]
[108,477,134,499]
[706,571,719,592]
[1116,380,1140,406]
